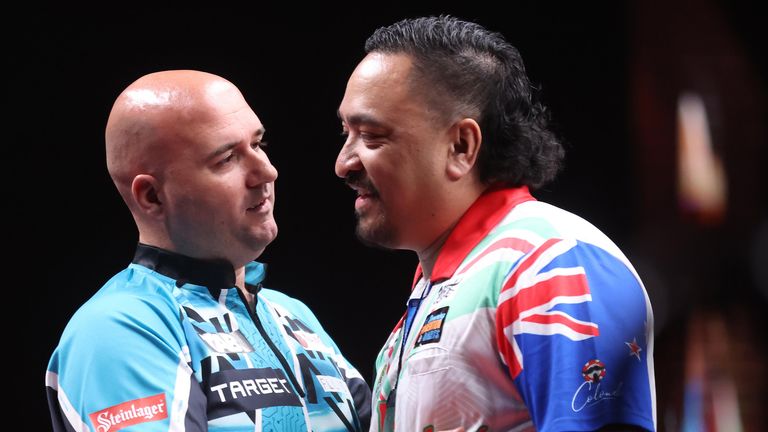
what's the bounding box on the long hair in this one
[365,15,564,189]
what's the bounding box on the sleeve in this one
[277,293,373,431]
[46,292,207,431]
[495,238,655,431]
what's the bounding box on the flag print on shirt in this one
[368,189,655,431]
[489,232,653,428]
[495,238,599,378]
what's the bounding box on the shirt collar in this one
[412,186,535,287]
[132,243,267,292]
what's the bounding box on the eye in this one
[252,141,268,150]
[360,132,384,143]
[219,153,235,165]
[359,132,385,149]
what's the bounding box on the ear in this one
[130,174,164,218]
[446,118,482,180]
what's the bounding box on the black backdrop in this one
[21,2,762,430]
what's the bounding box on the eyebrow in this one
[207,127,266,160]
[337,111,387,129]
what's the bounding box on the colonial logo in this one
[581,359,606,383]
[89,393,167,432]
[415,307,449,347]
[573,359,623,412]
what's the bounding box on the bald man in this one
[46,70,371,431]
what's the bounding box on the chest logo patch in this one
[415,306,449,347]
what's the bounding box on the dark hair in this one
[365,15,564,189]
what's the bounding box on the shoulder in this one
[481,200,644,298]
[55,265,184,353]
[88,265,179,316]
[503,200,632,263]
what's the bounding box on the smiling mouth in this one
[247,198,268,211]
[348,182,378,200]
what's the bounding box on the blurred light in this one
[677,92,727,225]
[752,219,768,301]
[681,312,745,432]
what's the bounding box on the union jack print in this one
[495,238,599,378]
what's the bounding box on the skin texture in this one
[105,70,277,290]
[336,53,484,277]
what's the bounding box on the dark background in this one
[19,1,765,430]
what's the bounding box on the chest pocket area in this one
[396,346,454,421]
[404,345,451,377]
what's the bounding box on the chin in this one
[252,233,277,252]
[238,230,277,260]
[355,220,397,250]
[236,244,269,266]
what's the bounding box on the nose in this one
[335,138,362,179]
[246,150,278,188]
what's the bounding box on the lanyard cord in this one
[395,281,432,391]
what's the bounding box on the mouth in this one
[345,175,378,198]
[247,197,270,212]
[351,185,376,200]
[348,184,379,212]
[344,174,379,211]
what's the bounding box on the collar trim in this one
[132,243,237,289]
[413,186,535,286]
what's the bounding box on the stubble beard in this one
[354,209,396,250]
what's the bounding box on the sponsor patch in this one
[572,359,623,411]
[199,329,254,353]
[415,307,449,347]
[582,359,606,383]
[294,330,326,351]
[317,375,349,394]
[89,393,167,432]
[207,367,302,420]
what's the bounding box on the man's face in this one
[336,53,453,251]
[159,83,278,267]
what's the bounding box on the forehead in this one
[339,53,426,121]
[177,86,263,147]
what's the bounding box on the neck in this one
[416,225,455,281]
[234,267,256,309]
[415,181,488,280]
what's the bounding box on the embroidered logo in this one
[573,359,623,412]
[415,307,449,347]
[582,359,606,383]
[433,280,459,303]
[89,393,167,432]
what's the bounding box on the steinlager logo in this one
[88,393,168,431]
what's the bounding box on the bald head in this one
[105,70,240,203]
[101,69,277,267]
